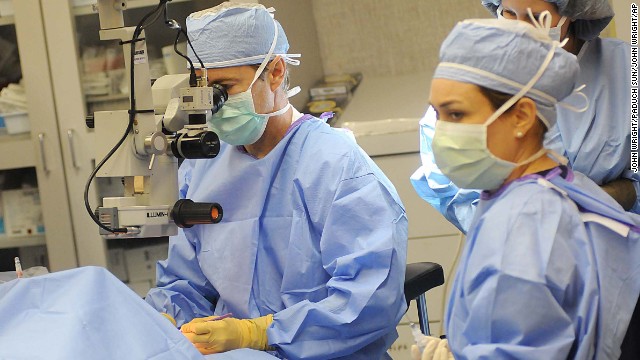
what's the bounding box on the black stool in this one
[404,262,445,336]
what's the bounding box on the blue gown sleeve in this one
[145,160,219,327]
[448,186,598,359]
[267,172,408,360]
[410,107,478,233]
[454,273,577,359]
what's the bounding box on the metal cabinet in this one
[0,0,78,271]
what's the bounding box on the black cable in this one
[163,4,204,87]
[173,29,197,86]
[182,28,205,72]
[83,120,132,234]
[173,28,207,86]
[138,6,165,37]
[84,0,169,234]
[130,0,168,113]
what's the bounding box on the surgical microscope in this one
[85,0,226,239]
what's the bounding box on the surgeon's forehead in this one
[201,66,255,84]
[429,79,482,106]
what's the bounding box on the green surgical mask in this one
[207,80,290,146]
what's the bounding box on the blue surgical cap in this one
[434,19,580,129]
[186,3,299,68]
[482,0,614,40]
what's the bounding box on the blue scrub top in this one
[446,168,640,359]
[146,116,409,360]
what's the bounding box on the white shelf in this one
[0,133,35,170]
[0,15,14,26]
[73,0,191,16]
[86,93,129,103]
[0,234,45,249]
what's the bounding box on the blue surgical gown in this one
[445,168,640,359]
[411,37,638,233]
[145,116,409,360]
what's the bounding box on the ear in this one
[267,56,286,92]
[511,97,538,139]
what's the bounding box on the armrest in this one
[404,262,445,306]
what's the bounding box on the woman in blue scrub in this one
[412,17,640,360]
[411,0,637,233]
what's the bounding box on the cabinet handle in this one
[38,133,49,173]
[67,129,79,169]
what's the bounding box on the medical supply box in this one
[0,112,30,134]
[1,188,44,237]
[304,73,362,124]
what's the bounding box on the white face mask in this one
[497,6,568,43]
[432,120,547,190]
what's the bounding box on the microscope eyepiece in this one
[211,84,228,115]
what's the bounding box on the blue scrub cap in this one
[482,0,614,40]
[434,18,581,129]
[186,3,300,68]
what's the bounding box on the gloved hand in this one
[411,336,454,360]
[160,313,177,327]
[180,314,273,355]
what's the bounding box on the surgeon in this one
[411,17,640,359]
[411,0,636,232]
[144,3,408,360]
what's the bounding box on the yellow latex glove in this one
[160,313,177,327]
[411,336,454,360]
[180,314,273,355]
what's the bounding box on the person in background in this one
[411,16,640,360]
[411,0,636,233]
[144,3,408,359]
